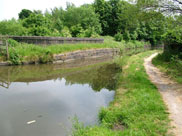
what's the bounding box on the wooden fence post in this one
[6,39,9,60]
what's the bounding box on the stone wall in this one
[0,46,152,66]
[53,48,120,64]
[8,36,104,45]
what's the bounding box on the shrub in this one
[114,33,123,42]
[60,27,72,37]
[123,31,131,42]
[9,49,22,65]
[0,19,27,36]
[8,39,19,47]
[163,26,182,55]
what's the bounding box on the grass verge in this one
[152,52,182,83]
[0,36,149,65]
[72,51,170,136]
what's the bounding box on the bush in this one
[0,19,27,36]
[28,25,51,36]
[123,31,131,42]
[23,13,51,36]
[9,49,22,65]
[114,33,123,42]
[39,50,53,63]
[163,26,182,55]
[164,26,182,47]
[8,39,19,47]
[71,24,84,37]
[60,27,72,37]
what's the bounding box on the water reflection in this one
[0,61,121,91]
[0,60,122,136]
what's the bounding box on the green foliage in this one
[162,15,182,56]
[138,11,166,46]
[60,27,72,37]
[18,9,33,20]
[94,0,139,37]
[9,49,22,65]
[70,24,84,37]
[22,13,51,36]
[1,36,149,64]
[39,51,53,63]
[123,31,131,42]
[153,53,182,83]
[0,19,27,36]
[164,26,182,53]
[64,4,102,34]
[28,25,51,36]
[8,39,19,47]
[114,33,123,41]
[0,0,179,46]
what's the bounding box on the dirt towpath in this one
[144,53,182,136]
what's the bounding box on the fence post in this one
[6,39,9,60]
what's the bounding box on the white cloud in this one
[0,0,94,21]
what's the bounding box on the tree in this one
[49,7,65,32]
[94,0,140,37]
[18,9,32,20]
[137,11,167,45]
[22,13,51,36]
[0,19,27,36]
[136,0,182,14]
[135,0,182,54]
[116,1,140,40]
[63,4,102,36]
[94,0,112,35]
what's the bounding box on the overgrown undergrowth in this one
[72,51,170,136]
[152,52,182,83]
[0,36,149,65]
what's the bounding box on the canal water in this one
[0,59,122,136]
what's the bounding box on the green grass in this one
[0,36,149,64]
[72,51,170,136]
[152,53,182,83]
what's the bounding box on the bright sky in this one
[0,0,94,21]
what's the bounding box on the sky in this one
[0,0,94,21]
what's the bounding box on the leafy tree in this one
[137,11,167,45]
[94,0,140,37]
[135,0,182,50]
[22,13,51,36]
[70,24,84,37]
[60,27,72,37]
[18,9,33,20]
[94,0,112,35]
[0,19,27,36]
[136,0,182,14]
[116,1,140,40]
[63,4,102,35]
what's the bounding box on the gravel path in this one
[144,53,182,136]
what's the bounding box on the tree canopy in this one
[0,0,181,50]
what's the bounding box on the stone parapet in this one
[8,36,104,45]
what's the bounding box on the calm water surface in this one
[0,60,121,136]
